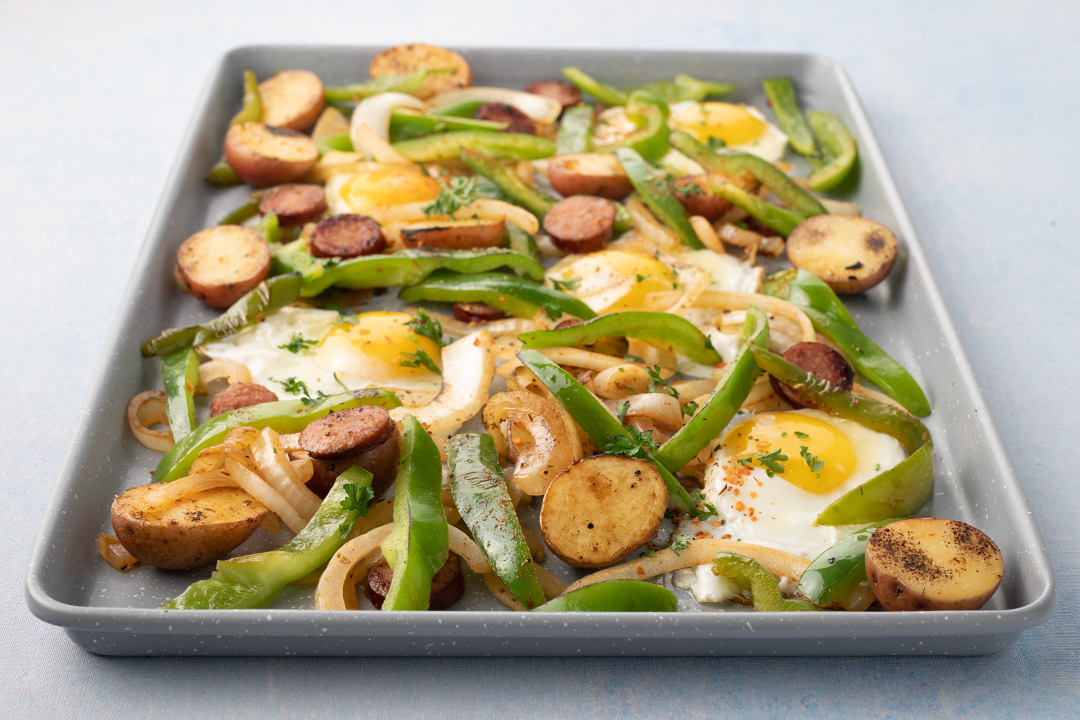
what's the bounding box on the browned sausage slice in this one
[543,195,615,254]
[769,342,855,409]
[670,175,733,221]
[474,102,537,135]
[453,302,507,323]
[310,214,386,258]
[524,81,582,111]
[299,406,401,498]
[258,184,327,226]
[209,383,279,417]
[365,553,465,610]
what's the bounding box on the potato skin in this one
[548,154,633,201]
[177,225,271,308]
[259,70,325,131]
[111,486,267,570]
[224,122,320,188]
[786,215,899,294]
[369,43,472,100]
[400,219,505,249]
[670,175,733,221]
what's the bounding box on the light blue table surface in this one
[2,0,1076,716]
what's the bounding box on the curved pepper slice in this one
[448,433,545,609]
[206,69,262,187]
[141,272,303,357]
[393,131,556,162]
[504,223,539,263]
[750,345,934,525]
[761,268,931,416]
[807,110,859,192]
[533,579,677,612]
[316,133,354,155]
[615,147,703,249]
[161,348,199,443]
[712,552,817,612]
[380,415,449,611]
[399,270,596,320]
[162,466,375,610]
[607,95,671,164]
[461,148,557,219]
[556,105,594,155]
[761,77,816,157]
[797,518,902,607]
[520,311,720,365]
[323,69,445,103]
[219,200,261,226]
[560,67,629,107]
[389,110,506,142]
[655,306,768,473]
[517,349,701,517]
[271,241,545,296]
[153,389,402,484]
[635,75,736,103]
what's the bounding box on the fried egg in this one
[200,308,442,406]
[668,102,788,163]
[547,249,678,313]
[324,164,441,215]
[686,409,906,559]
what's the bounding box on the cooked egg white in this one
[669,102,789,163]
[200,308,441,406]
[324,164,441,215]
[681,249,763,293]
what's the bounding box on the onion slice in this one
[350,93,425,143]
[98,533,139,571]
[127,390,174,451]
[224,457,308,534]
[195,359,251,394]
[250,427,322,521]
[426,87,561,124]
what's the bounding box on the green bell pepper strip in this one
[271,241,545,296]
[761,77,816,157]
[533,580,677,612]
[140,272,303,357]
[389,110,506,142]
[504,222,539,263]
[316,132,354,155]
[428,99,485,118]
[698,179,807,237]
[393,131,556,162]
[460,148,557,219]
[161,466,375,610]
[750,345,934,525]
[654,306,769,474]
[517,350,701,517]
[398,270,596,320]
[153,389,401,484]
[555,104,594,156]
[520,311,720,365]
[256,210,279,244]
[205,70,262,187]
[380,415,449,611]
[602,100,670,164]
[797,518,902,607]
[712,552,817,612]
[761,268,931,416]
[161,348,199,443]
[447,433,545,609]
[806,110,859,192]
[205,160,241,187]
[669,131,827,217]
[219,200,260,226]
[561,67,629,106]
[672,74,737,101]
[615,148,703,250]
[323,69,448,103]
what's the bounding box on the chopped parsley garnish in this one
[270,376,330,407]
[669,537,692,556]
[423,176,478,216]
[635,273,651,283]
[333,372,350,392]
[690,489,717,520]
[338,483,375,538]
[399,348,441,374]
[551,276,581,292]
[673,181,704,197]
[874,463,881,472]
[616,400,630,424]
[737,448,788,477]
[543,305,561,321]
[604,426,658,459]
[707,137,727,150]
[646,365,679,399]
[406,308,445,348]
[683,400,700,417]
[734,221,749,230]
[278,332,317,354]
[640,549,656,558]
[794,431,809,439]
[323,257,341,269]
[800,445,824,476]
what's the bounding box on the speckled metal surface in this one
[3,0,1077,716]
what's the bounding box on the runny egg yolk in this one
[316,311,441,385]
[671,102,765,146]
[553,250,676,313]
[719,412,857,494]
[341,166,441,212]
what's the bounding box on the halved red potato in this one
[400,218,506,249]
[786,215,899,294]
[368,43,472,100]
[259,70,325,131]
[177,226,271,307]
[548,153,634,201]
[224,122,319,188]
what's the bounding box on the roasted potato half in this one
[111,483,267,570]
[224,122,320,188]
[400,219,506,249]
[540,455,667,568]
[259,70,325,131]
[865,518,1005,611]
[369,43,472,100]
[786,215,899,294]
[177,225,271,308]
[547,153,634,200]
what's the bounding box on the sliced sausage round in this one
[365,553,464,610]
[474,102,537,135]
[258,184,327,226]
[310,214,386,259]
[670,175,732,221]
[769,342,856,409]
[453,302,507,323]
[524,81,582,111]
[543,195,616,254]
[209,383,279,417]
[299,406,401,498]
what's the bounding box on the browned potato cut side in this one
[787,215,899,294]
[311,106,351,142]
[540,455,667,568]
[177,226,271,308]
[369,43,472,100]
[400,219,506,249]
[111,485,267,570]
[259,70,325,131]
[224,122,320,188]
[865,518,1005,611]
[548,153,634,201]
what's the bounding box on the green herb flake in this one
[670,537,692,556]
[551,276,581,292]
[399,348,441,374]
[278,332,317,354]
[646,365,679,399]
[683,400,700,417]
[338,483,376,538]
[423,176,478,216]
[406,308,446,348]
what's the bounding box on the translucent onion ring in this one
[127,390,173,451]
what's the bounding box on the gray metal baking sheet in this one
[24,45,1055,656]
